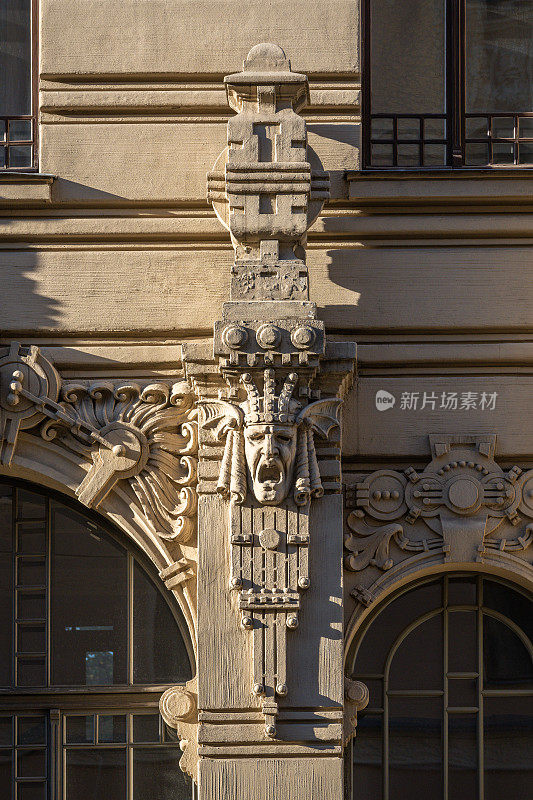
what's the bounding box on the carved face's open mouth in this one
[257,460,282,486]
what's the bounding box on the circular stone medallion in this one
[447,477,480,513]
[258,528,281,550]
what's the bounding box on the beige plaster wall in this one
[2,0,533,466]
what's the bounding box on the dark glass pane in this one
[17,717,45,745]
[491,142,515,165]
[17,784,46,800]
[483,614,533,689]
[133,747,191,800]
[363,679,383,710]
[133,563,192,684]
[66,715,94,744]
[371,118,393,140]
[17,592,45,620]
[17,748,46,778]
[0,121,4,142]
[0,748,11,788]
[397,118,420,140]
[17,657,45,687]
[447,576,477,606]
[466,0,533,113]
[0,147,5,168]
[465,142,489,166]
[97,715,126,744]
[133,714,160,743]
[389,613,443,690]
[448,610,477,672]
[423,144,447,167]
[0,552,12,686]
[51,503,127,686]
[370,143,393,167]
[17,524,46,555]
[518,142,533,164]
[449,713,477,797]
[352,713,382,800]
[0,485,12,551]
[17,624,45,653]
[8,145,32,167]
[8,119,31,141]
[483,581,532,641]
[484,695,533,800]
[0,718,12,745]
[371,0,445,114]
[397,144,421,167]
[447,677,477,708]
[17,491,46,521]
[465,116,489,139]
[389,696,443,800]
[0,0,32,115]
[66,749,126,800]
[519,117,533,138]
[17,558,45,587]
[352,580,442,675]
[424,118,446,140]
[492,117,515,139]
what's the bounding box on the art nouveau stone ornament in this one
[345,435,533,610]
[202,370,340,505]
[0,342,198,543]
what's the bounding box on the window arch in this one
[0,479,194,799]
[347,573,532,800]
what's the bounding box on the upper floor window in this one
[0,0,37,169]
[364,0,533,168]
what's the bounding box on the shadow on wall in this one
[0,216,62,337]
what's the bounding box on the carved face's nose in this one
[262,432,278,458]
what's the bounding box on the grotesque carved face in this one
[243,422,298,504]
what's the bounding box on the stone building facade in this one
[0,2,531,799]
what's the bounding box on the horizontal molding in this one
[347,172,533,206]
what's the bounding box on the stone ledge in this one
[346,169,533,205]
[0,173,55,205]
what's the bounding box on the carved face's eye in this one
[248,432,265,442]
[276,433,292,444]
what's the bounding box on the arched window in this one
[347,573,532,799]
[0,479,195,799]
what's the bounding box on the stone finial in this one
[207,43,329,288]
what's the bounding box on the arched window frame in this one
[0,477,196,799]
[346,571,533,800]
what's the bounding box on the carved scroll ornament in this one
[0,343,198,543]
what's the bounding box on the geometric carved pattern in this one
[345,435,533,586]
